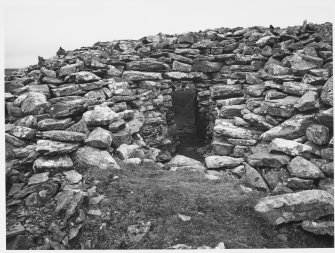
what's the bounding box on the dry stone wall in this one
[5,21,333,200]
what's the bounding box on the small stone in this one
[268,138,312,156]
[36,140,79,155]
[242,163,268,191]
[85,127,112,149]
[33,155,73,172]
[10,126,36,140]
[294,91,320,112]
[288,156,324,179]
[28,172,50,185]
[205,155,243,169]
[302,220,334,236]
[320,76,333,106]
[284,177,314,190]
[306,124,330,145]
[63,170,83,184]
[74,71,101,83]
[37,130,87,142]
[82,105,119,126]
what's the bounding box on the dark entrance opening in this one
[171,84,206,161]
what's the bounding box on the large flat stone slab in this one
[254,190,334,225]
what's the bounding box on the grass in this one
[69,161,296,249]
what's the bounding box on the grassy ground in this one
[68,161,333,249]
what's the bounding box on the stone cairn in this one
[5,21,334,248]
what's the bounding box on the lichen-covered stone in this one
[288,156,324,179]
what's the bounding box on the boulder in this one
[85,127,112,149]
[306,124,329,145]
[268,138,312,156]
[82,105,119,126]
[74,146,120,170]
[254,190,334,225]
[288,156,324,179]
[205,155,243,169]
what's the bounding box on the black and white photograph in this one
[2,0,335,250]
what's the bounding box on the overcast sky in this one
[4,0,335,68]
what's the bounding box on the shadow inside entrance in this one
[171,86,206,161]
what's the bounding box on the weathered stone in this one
[175,48,200,55]
[122,71,162,81]
[5,133,26,147]
[294,91,320,111]
[214,120,262,139]
[211,140,234,155]
[262,96,300,118]
[227,138,257,146]
[112,128,132,147]
[21,92,50,115]
[210,85,243,99]
[261,114,315,141]
[33,155,74,171]
[74,146,120,170]
[38,118,73,131]
[116,144,140,160]
[288,156,324,179]
[205,155,243,169]
[321,148,333,161]
[28,172,50,185]
[108,119,126,133]
[248,145,290,168]
[127,59,170,72]
[66,119,90,136]
[306,124,329,145]
[54,189,85,220]
[320,162,334,177]
[168,155,206,172]
[318,178,334,196]
[254,190,334,225]
[192,61,223,73]
[10,126,36,140]
[246,84,265,97]
[14,115,37,128]
[51,84,83,97]
[320,76,333,106]
[282,82,316,96]
[269,138,312,156]
[63,170,83,184]
[242,163,268,191]
[284,177,314,190]
[85,127,112,149]
[302,220,334,236]
[265,64,291,76]
[315,108,333,128]
[37,130,87,142]
[36,140,79,155]
[82,105,119,126]
[216,97,245,107]
[59,64,79,77]
[172,61,192,72]
[74,71,101,83]
[218,105,245,118]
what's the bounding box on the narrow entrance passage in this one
[171,84,206,161]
